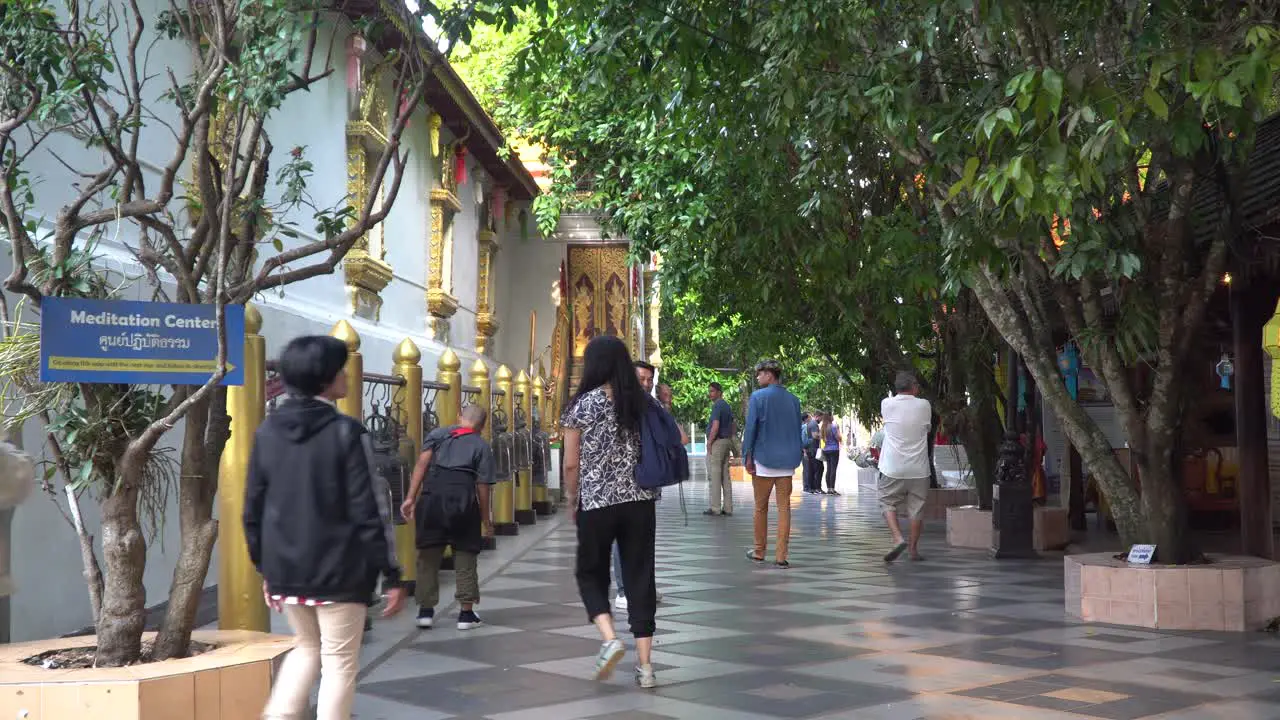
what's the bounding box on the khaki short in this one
[878,473,929,518]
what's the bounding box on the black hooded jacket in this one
[243,396,402,603]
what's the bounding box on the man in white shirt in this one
[878,371,932,562]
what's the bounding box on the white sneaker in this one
[614,594,629,611]
[635,663,657,688]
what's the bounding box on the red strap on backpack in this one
[449,427,477,438]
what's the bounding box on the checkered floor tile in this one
[339,462,1280,719]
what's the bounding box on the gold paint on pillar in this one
[392,338,423,582]
[493,365,517,533]
[475,228,500,355]
[435,349,462,564]
[218,304,268,631]
[469,359,495,549]
[532,374,549,512]
[514,370,536,525]
[330,320,363,419]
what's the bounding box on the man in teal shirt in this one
[741,359,803,568]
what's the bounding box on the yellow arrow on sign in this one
[48,357,238,374]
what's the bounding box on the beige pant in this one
[707,439,734,513]
[752,474,793,563]
[263,602,366,720]
[878,473,929,519]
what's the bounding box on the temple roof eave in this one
[336,0,540,203]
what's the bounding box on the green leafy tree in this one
[0,0,489,664]
[497,2,1005,503]
[501,0,1280,560]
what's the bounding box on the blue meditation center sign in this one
[40,298,245,386]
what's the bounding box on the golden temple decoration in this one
[474,225,500,355]
[647,257,663,369]
[427,143,463,340]
[343,55,394,321]
[429,113,442,158]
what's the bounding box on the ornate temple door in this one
[568,244,631,369]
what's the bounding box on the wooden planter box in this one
[0,630,291,719]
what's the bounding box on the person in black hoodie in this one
[245,335,406,720]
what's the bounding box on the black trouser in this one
[575,499,656,638]
[823,450,839,490]
[802,450,818,490]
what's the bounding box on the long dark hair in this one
[569,335,646,434]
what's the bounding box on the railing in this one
[461,384,482,409]
[423,379,448,439]
[362,372,411,525]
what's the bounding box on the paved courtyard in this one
[345,473,1280,719]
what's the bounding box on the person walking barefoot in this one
[878,372,933,562]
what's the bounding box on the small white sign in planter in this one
[1127,544,1157,564]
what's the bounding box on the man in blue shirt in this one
[704,382,737,516]
[741,359,803,568]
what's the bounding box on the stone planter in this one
[948,505,1070,551]
[0,630,291,719]
[1065,553,1280,631]
[923,487,977,522]
[946,506,992,548]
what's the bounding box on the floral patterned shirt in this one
[561,387,656,511]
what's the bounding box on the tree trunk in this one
[969,270,1145,543]
[154,391,227,660]
[1136,452,1194,563]
[95,482,146,666]
[962,393,1002,510]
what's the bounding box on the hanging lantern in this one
[1264,300,1280,417]
[454,146,468,185]
[1058,342,1081,400]
[1216,353,1234,390]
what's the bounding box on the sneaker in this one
[703,508,718,516]
[457,609,483,630]
[775,560,791,569]
[746,548,764,562]
[720,510,733,516]
[416,607,434,629]
[594,638,626,680]
[614,594,629,611]
[635,663,657,688]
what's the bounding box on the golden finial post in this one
[392,338,423,583]
[218,303,268,631]
[330,319,362,420]
[514,369,536,525]
[493,365,518,535]
[532,374,551,515]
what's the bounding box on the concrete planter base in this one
[947,506,992,549]
[0,630,290,719]
[923,488,977,522]
[1066,553,1280,631]
[948,505,1070,551]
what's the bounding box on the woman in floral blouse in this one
[561,335,659,688]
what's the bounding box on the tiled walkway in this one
[348,472,1280,719]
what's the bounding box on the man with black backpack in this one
[399,404,495,631]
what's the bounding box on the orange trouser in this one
[752,474,793,563]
